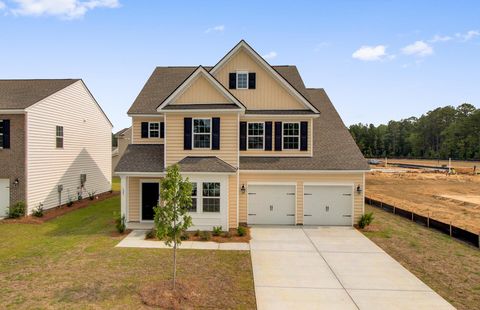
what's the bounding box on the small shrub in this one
[8,201,26,218]
[194,229,201,237]
[77,192,83,201]
[237,226,247,237]
[212,226,222,236]
[145,230,156,239]
[32,203,44,217]
[358,212,374,229]
[114,213,126,233]
[180,231,189,241]
[199,231,212,241]
[223,231,232,238]
[66,196,74,207]
[88,191,96,200]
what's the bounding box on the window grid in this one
[236,72,248,89]
[247,122,264,150]
[202,182,220,213]
[149,122,160,138]
[283,122,300,150]
[193,118,211,149]
[188,183,197,212]
[56,126,64,149]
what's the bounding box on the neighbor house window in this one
[149,122,160,138]
[247,122,264,150]
[0,120,3,148]
[56,126,64,148]
[236,72,248,89]
[188,183,197,212]
[193,118,211,148]
[202,182,220,212]
[283,122,299,150]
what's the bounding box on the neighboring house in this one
[115,40,368,230]
[0,79,112,218]
[112,127,131,174]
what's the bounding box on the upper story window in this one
[56,126,64,148]
[193,118,211,149]
[236,72,248,89]
[247,122,264,150]
[149,122,160,138]
[283,122,299,150]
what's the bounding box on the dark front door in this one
[142,182,159,221]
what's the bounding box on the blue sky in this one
[1,0,479,131]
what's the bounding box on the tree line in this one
[349,103,480,160]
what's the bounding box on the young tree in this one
[154,164,193,290]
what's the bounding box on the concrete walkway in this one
[115,230,250,251]
[250,226,454,310]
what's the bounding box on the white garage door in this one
[303,185,353,226]
[0,179,10,219]
[248,184,296,225]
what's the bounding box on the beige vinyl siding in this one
[214,49,306,110]
[238,172,365,225]
[240,117,313,156]
[174,75,231,104]
[26,81,112,213]
[128,177,140,222]
[165,113,239,167]
[131,116,164,144]
[228,173,238,228]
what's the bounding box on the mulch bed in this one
[146,227,251,243]
[1,191,119,224]
[139,280,200,309]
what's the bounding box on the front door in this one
[141,182,159,221]
[0,179,9,219]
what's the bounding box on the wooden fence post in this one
[449,222,452,237]
[427,212,430,228]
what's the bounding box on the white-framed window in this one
[0,120,3,149]
[247,122,264,150]
[202,182,220,212]
[193,118,211,149]
[283,122,300,150]
[236,72,248,89]
[149,122,160,138]
[187,182,197,212]
[56,125,64,148]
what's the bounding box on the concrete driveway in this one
[250,226,453,310]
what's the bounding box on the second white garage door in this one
[303,185,353,226]
[247,184,296,225]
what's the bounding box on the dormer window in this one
[236,72,248,89]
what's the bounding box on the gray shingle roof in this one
[115,144,164,173]
[178,156,237,173]
[0,79,80,109]
[239,89,369,171]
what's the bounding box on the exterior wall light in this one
[356,185,362,194]
[240,184,246,194]
[13,178,19,187]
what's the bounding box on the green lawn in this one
[362,205,480,310]
[0,196,256,309]
[112,176,120,192]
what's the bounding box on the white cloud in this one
[0,1,6,10]
[352,45,389,61]
[429,35,452,43]
[401,41,433,57]
[10,0,120,19]
[262,51,277,60]
[205,25,225,33]
[456,30,480,41]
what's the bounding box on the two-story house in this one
[0,79,112,217]
[115,41,368,230]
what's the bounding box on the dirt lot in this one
[381,158,480,171]
[366,171,480,234]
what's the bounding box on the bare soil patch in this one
[366,171,480,233]
[139,280,200,309]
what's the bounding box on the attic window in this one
[236,72,248,89]
[56,126,64,148]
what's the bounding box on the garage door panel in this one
[304,185,352,226]
[248,185,295,225]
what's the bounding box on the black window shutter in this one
[160,122,165,139]
[184,118,192,150]
[141,122,148,138]
[212,117,220,150]
[300,121,308,151]
[264,121,272,151]
[274,122,282,151]
[3,119,10,149]
[248,73,256,89]
[229,73,236,89]
[239,122,247,151]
